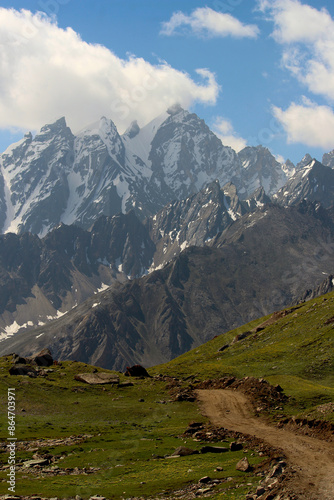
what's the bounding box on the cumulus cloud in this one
[259,0,334,101]
[160,7,259,39]
[273,99,334,149]
[212,117,247,152]
[0,8,220,133]
[258,0,334,148]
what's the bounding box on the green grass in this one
[1,291,334,498]
[0,359,264,499]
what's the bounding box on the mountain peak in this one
[297,153,312,170]
[124,120,140,139]
[322,149,334,168]
[36,117,73,142]
[166,103,184,116]
[40,116,67,133]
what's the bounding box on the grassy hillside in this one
[154,291,334,421]
[0,291,334,499]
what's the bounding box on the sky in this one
[0,0,334,165]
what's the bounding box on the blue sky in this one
[0,0,334,165]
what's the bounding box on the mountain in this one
[3,201,334,369]
[322,149,334,168]
[272,159,334,208]
[0,211,155,340]
[236,145,289,198]
[296,274,334,304]
[146,180,270,270]
[0,107,292,236]
[0,180,261,337]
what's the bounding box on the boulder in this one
[29,348,53,367]
[9,364,37,377]
[23,458,49,467]
[218,344,229,352]
[196,488,213,495]
[199,476,211,484]
[236,457,252,472]
[170,446,199,457]
[230,441,243,451]
[256,486,266,496]
[231,331,251,344]
[266,463,284,479]
[124,364,151,377]
[12,354,27,364]
[74,373,120,385]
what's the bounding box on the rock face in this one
[0,108,292,236]
[146,180,238,270]
[146,180,272,270]
[0,211,155,338]
[3,202,334,370]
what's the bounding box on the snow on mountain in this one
[282,159,297,178]
[0,107,296,236]
[122,111,168,174]
[0,118,74,235]
[146,105,240,205]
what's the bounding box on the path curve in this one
[197,389,334,500]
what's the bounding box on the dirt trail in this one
[197,389,334,500]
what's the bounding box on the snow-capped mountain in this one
[0,106,292,236]
[273,159,334,208]
[1,118,74,235]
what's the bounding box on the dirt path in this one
[197,389,334,500]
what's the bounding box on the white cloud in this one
[0,8,220,133]
[273,99,334,148]
[258,0,334,148]
[259,0,334,102]
[264,0,333,44]
[212,117,247,152]
[160,7,259,39]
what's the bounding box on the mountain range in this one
[1,106,334,368]
[0,105,298,236]
[2,199,334,369]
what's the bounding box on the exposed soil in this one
[197,389,334,500]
